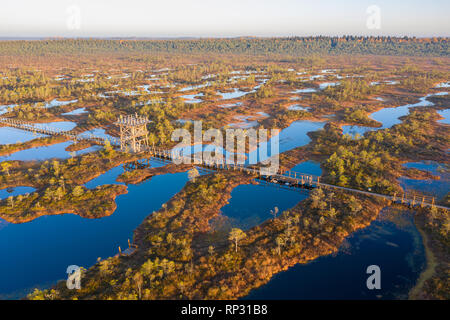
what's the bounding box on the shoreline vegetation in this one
[0,184,127,223]
[409,206,449,299]
[117,162,193,185]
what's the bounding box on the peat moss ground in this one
[1,54,448,151]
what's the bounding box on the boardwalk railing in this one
[134,146,445,210]
[0,118,445,210]
[0,117,120,146]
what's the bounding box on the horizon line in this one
[1,35,449,41]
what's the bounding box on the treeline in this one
[0,37,448,56]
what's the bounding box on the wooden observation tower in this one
[115,114,150,153]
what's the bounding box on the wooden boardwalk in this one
[137,147,447,210]
[1,118,446,210]
[0,117,119,145]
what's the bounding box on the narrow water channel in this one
[342,91,448,137]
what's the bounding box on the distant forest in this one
[0,36,448,56]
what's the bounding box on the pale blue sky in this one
[1,0,449,38]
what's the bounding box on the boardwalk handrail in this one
[1,118,446,210]
[136,146,447,210]
[0,117,119,146]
